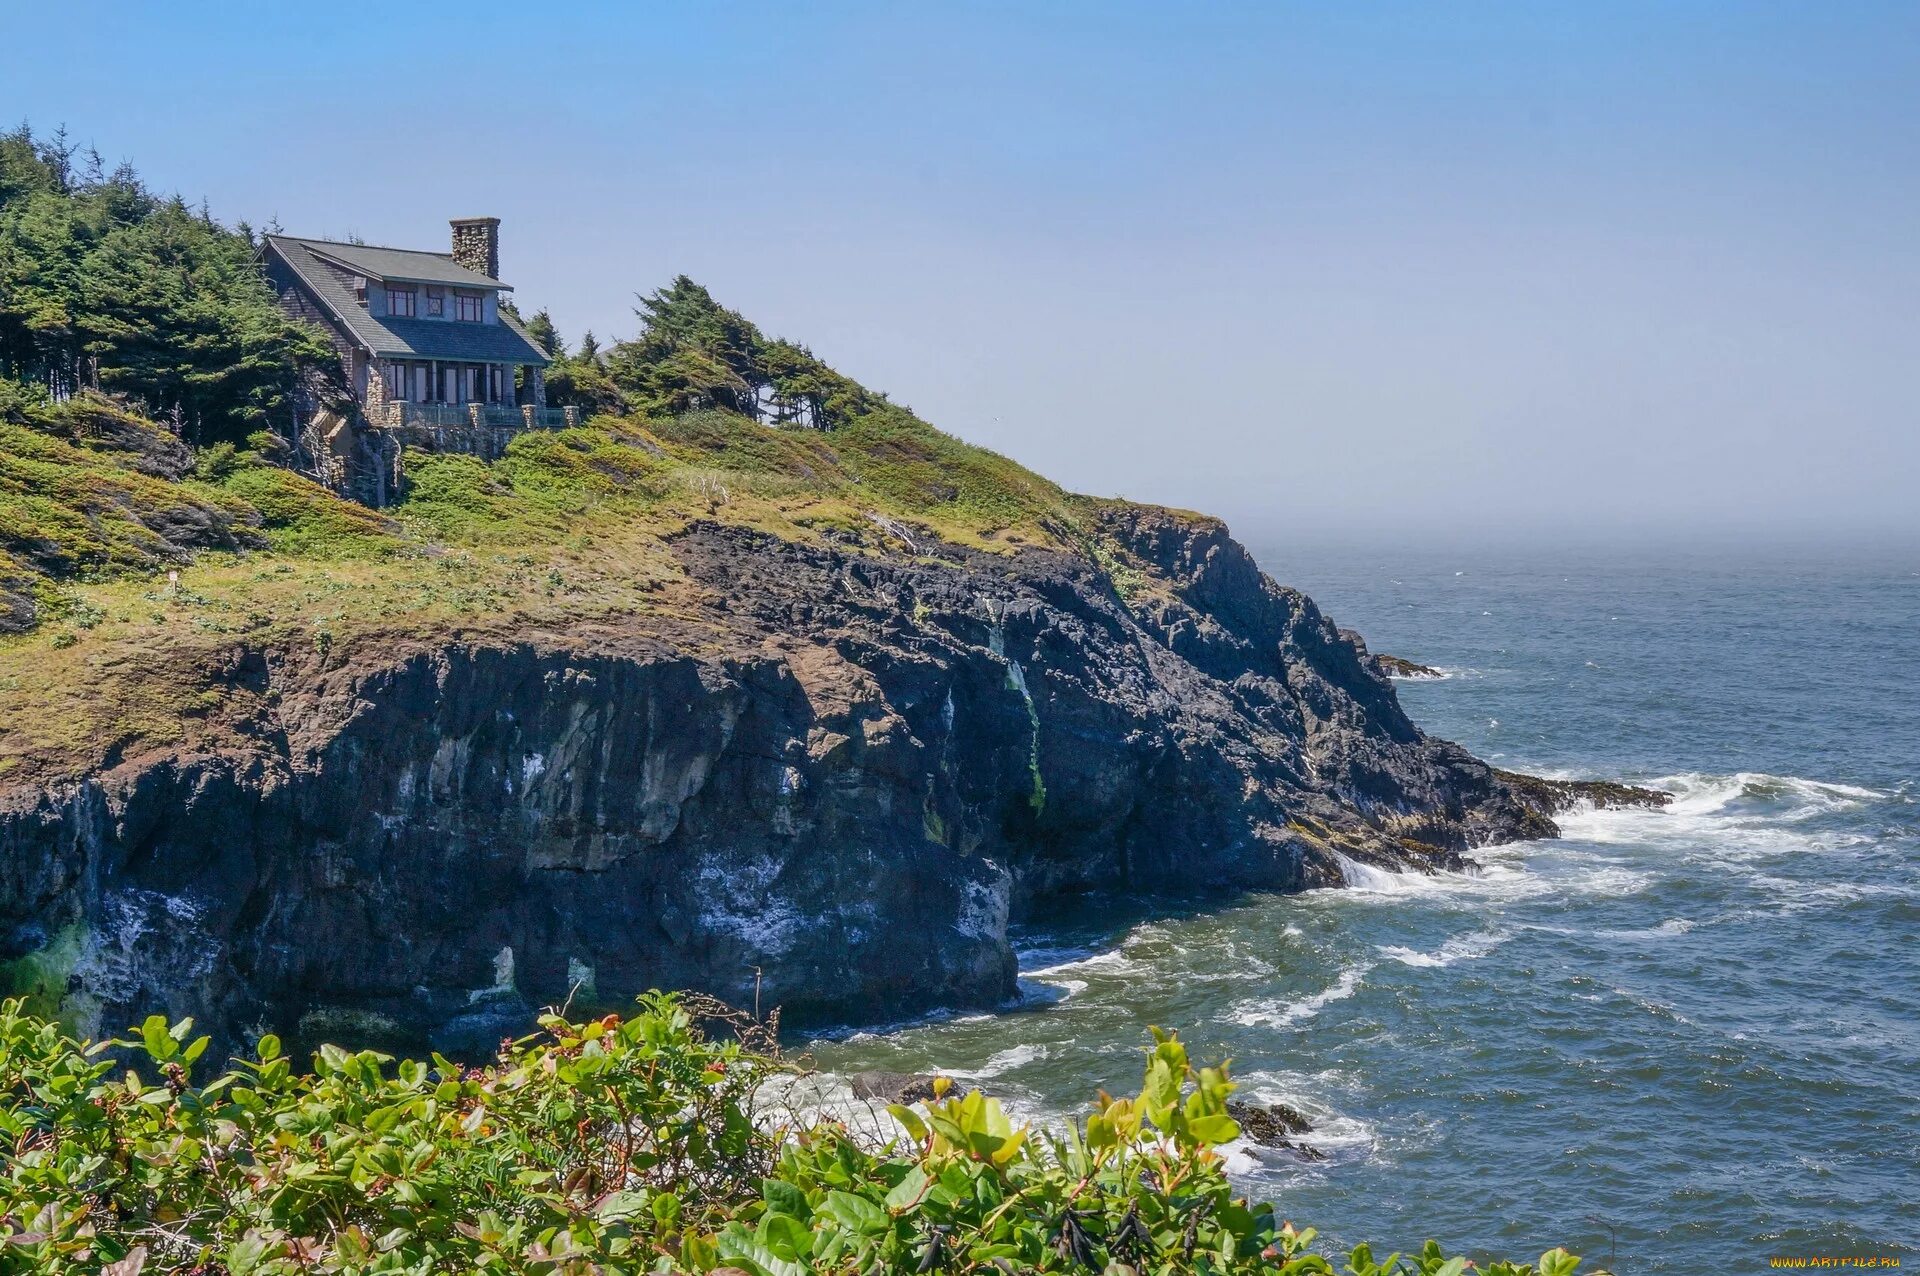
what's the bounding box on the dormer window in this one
[387,286,416,318]
[425,287,444,316]
[454,290,482,322]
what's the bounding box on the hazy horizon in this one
[9,2,1917,541]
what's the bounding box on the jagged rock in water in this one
[1228,1100,1325,1160]
[849,1071,972,1104]
[1494,769,1672,814]
[0,506,1569,1058]
[1339,628,1443,681]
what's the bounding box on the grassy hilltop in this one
[0,388,1123,782]
[0,125,1186,783]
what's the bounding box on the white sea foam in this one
[1555,772,1889,871]
[1377,929,1511,968]
[1228,1068,1380,1162]
[1023,947,1138,978]
[950,1043,1047,1080]
[1595,917,1695,940]
[1333,852,1432,892]
[1229,964,1371,1027]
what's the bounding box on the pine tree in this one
[0,124,334,444]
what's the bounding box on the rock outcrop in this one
[1339,629,1444,681]
[0,506,1562,1058]
[1492,769,1672,813]
[1228,1100,1325,1160]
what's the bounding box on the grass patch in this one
[215,462,395,559]
[0,396,1137,778]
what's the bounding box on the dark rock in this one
[849,1071,971,1104]
[1494,769,1672,815]
[1373,653,1443,680]
[1339,628,1442,680]
[0,508,1561,1058]
[0,567,34,635]
[1228,1099,1313,1140]
[46,393,196,481]
[1228,1100,1325,1159]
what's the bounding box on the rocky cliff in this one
[0,490,1564,1058]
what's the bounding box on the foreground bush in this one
[0,995,1588,1275]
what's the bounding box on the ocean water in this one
[803,538,1920,1269]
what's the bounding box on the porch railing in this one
[393,402,468,428]
[384,402,578,430]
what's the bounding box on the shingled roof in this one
[264,235,550,366]
[280,235,511,289]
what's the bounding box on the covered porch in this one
[378,358,519,408]
[363,355,571,431]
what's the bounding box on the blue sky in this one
[7,2,1917,539]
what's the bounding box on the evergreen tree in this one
[0,124,335,445]
[523,307,561,357]
[601,276,875,428]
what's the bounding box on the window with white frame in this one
[455,291,482,322]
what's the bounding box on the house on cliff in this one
[261,217,562,504]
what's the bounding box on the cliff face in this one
[0,505,1552,1058]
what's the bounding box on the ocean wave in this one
[1332,852,1465,893]
[1014,977,1078,1007]
[1595,917,1695,940]
[1022,946,1139,979]
[1377,929,1511,967]
[1554,770,1892,872]
[1229,964,1371,1027]
[948,1043,1048,1081]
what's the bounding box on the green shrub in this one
[214,462,394,559]
[0,995,1588,1276]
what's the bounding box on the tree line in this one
[0,125,337,447]
[522,276,887,430]
[1,125,891,450]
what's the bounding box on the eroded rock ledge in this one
[3,510,1578,1057]
[1493,769,1673,814]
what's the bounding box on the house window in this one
[426,288,444,317]
[387,286,416,318]
[383,363,405,399]
[455,291,482,322]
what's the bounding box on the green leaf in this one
[760,1177,810,1219]
[139,1015,175,1061]
[883,1165,928,1213]
[1540,1249,1581,1276]
[593,1190,652,1221]
[819,1190,886,1235]
[886,1103,928,1143]
[1187,1112,1240,1146]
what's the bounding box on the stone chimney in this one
[449,217,500,280]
